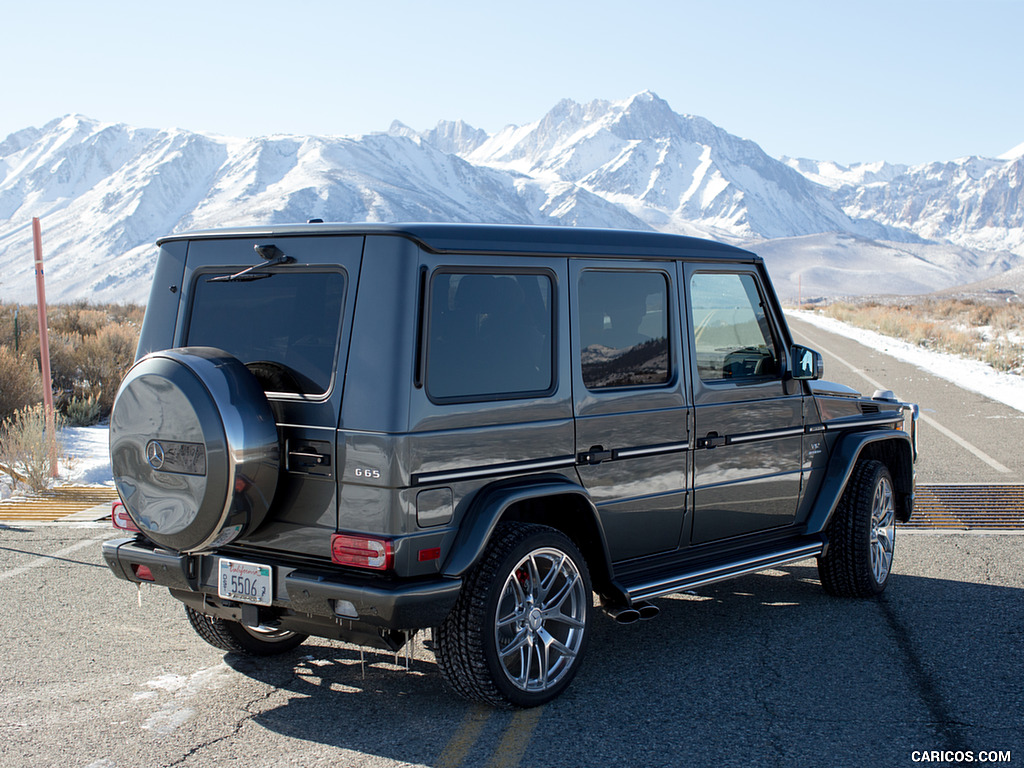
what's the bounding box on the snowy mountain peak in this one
[462,93,871,241]
[386,120,418,139]
[781,157,910,191]
[420,119,490,156]
[998,141,1024,161]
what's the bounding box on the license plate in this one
[218,558,272,606]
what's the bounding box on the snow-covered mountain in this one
[454,93,902,242]
[1,91,1022,303]
[784,153,1024,258]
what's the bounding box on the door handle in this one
[287,446,331,471]
[696,432,727,450]
[579,445,613,465]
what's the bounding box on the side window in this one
[690,272,780,381]
[578,270,670,389]
[426,271,554,401]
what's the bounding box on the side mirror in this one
[790,345,823,380]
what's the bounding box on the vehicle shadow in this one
[225,564,1024,767]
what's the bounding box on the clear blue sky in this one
[4,0,1022,165]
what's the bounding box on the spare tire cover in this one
[110,347,279,552]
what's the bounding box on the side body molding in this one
[804,430,916,535]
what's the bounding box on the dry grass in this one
[816,298,1024,374]
[0,404,66,492]
[0,301,142,424]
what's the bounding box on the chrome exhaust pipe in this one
[602,605,641,625]
[601,600,659,624]
[636,601,660,620]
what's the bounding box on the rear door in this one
[684,265,803,545]
[180,235,363,558]
[570,260,689,562]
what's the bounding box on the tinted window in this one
[579,271,670,389]
[187,271,345,395]
[690,272,779,381]
[427,272,554,401]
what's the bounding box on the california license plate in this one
[218,558,272,606]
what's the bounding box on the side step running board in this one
[626,542,824,602]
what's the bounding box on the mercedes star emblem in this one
[146,440,166,470]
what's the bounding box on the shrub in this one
[0,346,43,421]
[48,331,84,403]
[818,297,1023,376]
[2,302,143,421]
[50,301,108,337]
[63,393,103,427]
[75,324,139,416]
[0,404,65,493]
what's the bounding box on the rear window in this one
[186,270,345,396]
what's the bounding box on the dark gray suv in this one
[103,223,918,707]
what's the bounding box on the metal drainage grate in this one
[905,484,1024,530]
[0,486,119,522]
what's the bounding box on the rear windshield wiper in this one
[207,244,295,283]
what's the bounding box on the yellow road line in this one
[435,705,493,768]
[435,704,545,768]
[487,707,545,768]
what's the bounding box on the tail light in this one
[331,533,393,571]
[131,564,155,581]
[112,501,140,532]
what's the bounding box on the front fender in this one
[805,430,916,534]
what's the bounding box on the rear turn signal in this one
[111,501,140,532]
[331,534,393,571]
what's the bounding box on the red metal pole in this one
[32,217,59,478]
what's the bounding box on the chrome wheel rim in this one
[870,476,896,584]
[494,548,588,693]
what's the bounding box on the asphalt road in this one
[787,315,1024,484]
[0,523,1020,768]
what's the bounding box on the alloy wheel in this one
[869,476,896,585]
[493,547,588,693]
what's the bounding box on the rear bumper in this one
[102,537,461,631]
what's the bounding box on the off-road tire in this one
[436,522,592,708]
[184,605,308,656]
[818,459,896,597]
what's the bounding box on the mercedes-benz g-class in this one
[103,223,918,707]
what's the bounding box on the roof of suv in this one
[158,222,758,262]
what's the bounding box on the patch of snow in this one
[60,425,113,486]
